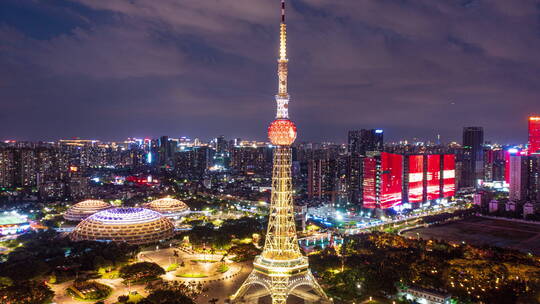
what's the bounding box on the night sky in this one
[1,0,539,144]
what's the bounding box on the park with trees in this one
[0,230,138,303]
[310,232,540,303]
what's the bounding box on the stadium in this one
[0,211,30,235]
[70,208,175,245]
[143,197,190,219]
[64,199,112,221]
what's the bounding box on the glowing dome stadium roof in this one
[64,199,112,221]
[143,198,190,219]
[70,208,175,245]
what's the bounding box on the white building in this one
[489,199,499,213]
[523,202,540,218]
[473,193,483,206]
[399,286,451,304]
[505,200,517,212]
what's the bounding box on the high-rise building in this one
[348,129,384,155]
[0,148,15,188]
[307,158,335,200]
[174,146,210,178]
[509,152,540,203]
[426,154,441,201]
[232,2,329,303]
[442,154,456,198]
[305,148,340,201]
[461,126,484,188]
[362,152,403,209]
[346,129,383,205]
[528,156,540,202]
[0,148,40,188]
[484,148,505,182]
[68,166,89,200]
[158,136,176,168]
[215,135,228,153]
[406,154,424,206]
[346,154,364,204]
[308,158,323,199]
[363,152,456,210]
[333,155,350,205]
[230,146,272,174]
[504,148,523,184]
[529,116,540,155]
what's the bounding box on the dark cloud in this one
[0,0,539,144]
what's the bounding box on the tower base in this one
[230,256,331,304]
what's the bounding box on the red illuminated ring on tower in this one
[268,119,297,146]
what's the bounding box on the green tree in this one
[0,276,13,287]
[119,262,165,283]
[227,244,261,262]
[0,280,54,304]
[118,295,130,303]
[140,289,195,304]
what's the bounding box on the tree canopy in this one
[119,262,165,283]
[0,280,54,304]
[140,289,195,304]
[310,232,540,303]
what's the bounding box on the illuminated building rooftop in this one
[143,198,190,219]
[70,208,174,245]
[0,212,30,235]
[64,199,112,221]
[0,212,28,226]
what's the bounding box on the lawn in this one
[115,293,144,303]
[127,293,144,303]
[166,263,179,271]
[101,270,120,279]
[217,264,229,273]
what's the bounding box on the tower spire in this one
[276,0,289,119]
[281,0,285,23]
[279,0,287,62]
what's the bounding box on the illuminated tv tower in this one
[231,1,330,303]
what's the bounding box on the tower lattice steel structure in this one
[231,1,330,304]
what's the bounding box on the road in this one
[193,261,252,304]
[49,246,252,304]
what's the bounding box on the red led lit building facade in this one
[529,116,540,156]
[362,152,403,209]
[505,150,511,183]
[408,155,424,203]
[442,154,456,198]
[363,153,456,209]
[381,152,403,209]
[426,155,441,201]
[362,157,378,209]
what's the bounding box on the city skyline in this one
[1,0,539,143]
[1,2,540,304]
